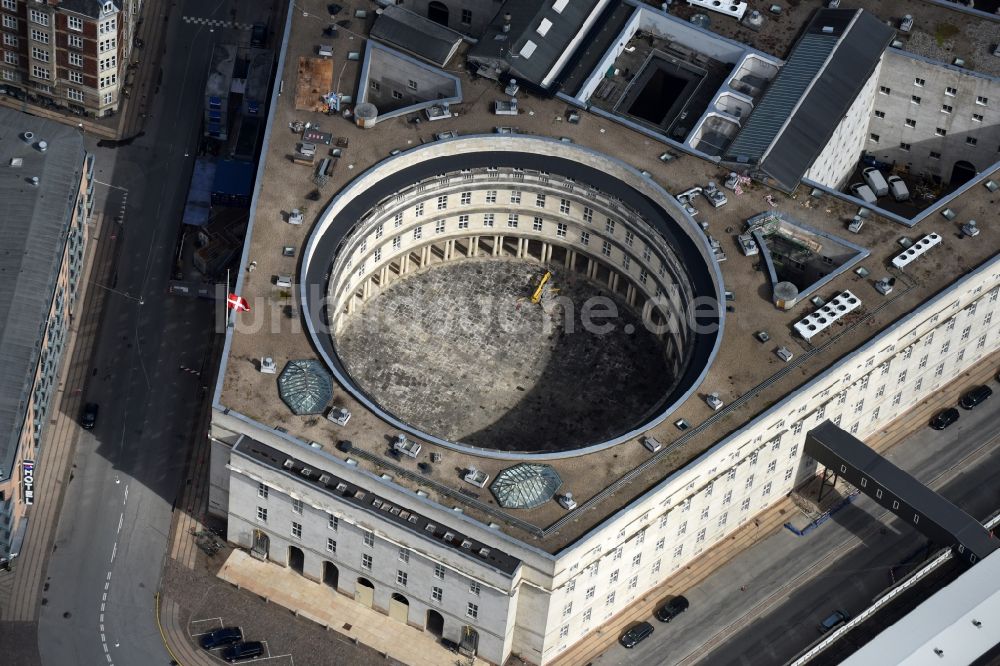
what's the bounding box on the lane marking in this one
[106,571,112,581]
[123,484,129,504]
[117,513,123,533]
[110,543,116,563]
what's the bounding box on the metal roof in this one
[491,464,563,509]
[468,0,609,88]
[370,5,463,67]
[59,0,120,19]
[0,109,87,479]
[725,9,894,192]
[277,360,333,415]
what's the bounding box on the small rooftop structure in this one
[277,360,334,415]
[370,4,463,67]
[490,464,563,509]
[356,41,462,124]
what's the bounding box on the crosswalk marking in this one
[181,16,253,30]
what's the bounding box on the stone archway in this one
[287,545,304,574]
[950,160,977,188]
[460,625,479,656]
[428,1,449,26]
[355,577,375,608]
[389,592,410,623]
[426,609,444,636]
[323,561,339,589]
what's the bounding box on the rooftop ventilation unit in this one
[558,492,577,510]
[687,0,748,21]
[37,141,47,152]
[287,209,303,225]
[793,291,861,340]
[393,434,422,458]
[9,157,23,167]
[30,176,40,187]
[464,468,490,488]
[260,356,277,373]
[21,131,34,143]
[891,233,941,269]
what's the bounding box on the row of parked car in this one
[200,627,264,662]
[850,167,909,205]
[929,382,994,429]
[618,595,690,648]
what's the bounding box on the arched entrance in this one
[427,1,449,26]
[355,577,375,608]
[426,609,444,636]
[459,625,479,657]
[950,160,977,188]
[323,561,339,589]
[250,529,270,560]
[288,546,304,574]
[389,592,409,624]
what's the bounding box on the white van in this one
[850,183,877,204]
[862,167,889,197]
[887,175,909,201]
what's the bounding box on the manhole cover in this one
[343,623,352,631]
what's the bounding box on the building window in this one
[362,553,373,570]
[696,529,706,543]
[32,65,50,80]
[556,222,567,237]
[65,88,85,102]
[580,231,590,245]
[483,213,494,227]
[509,190,521,204]
[103,92,114,105]
[99,38,115,52]
[470,581,481,595]
[941,105,952,114]
[398,547,409,563]
[532,216,543,231]
[4,52,17,65]
[485,190,496,203]
[585,586,596,600]
[534,193,546,207]
[967,137,978,146]
[873,110,884,119]
[434,563,445,580]
[762,482,772,496]
[69,51,83,67]
[437,194,448,210]
[631,553,641,568]
[945,86,957,96]
[879,86,890,95]
[972,113,984,122]
[291,521,302,538]
[467,602,479,619]
[913,77,925,87]
[741,498,751,511]
[930,151,941,160]
[435,220,446,234]
[2,33,17,47]
[904,118,915,128]
[363,530,375,547]
[566,579,576,592]
[31,28,49,44]
[99,56,116,71]
[606,592,616,607]
[1,0,15,10]
[560,199,570,214]
[412,226,422,240]
[460,191,471,205]
[458,214,469,229]
[99,74,116,88]
[601,240,611,257]
[396,570,408,586]
[608,569,619,584]
[326,538,336,553]
[291,498,303,514]
[976,96,988,106]
[432,586,443,602]
[900,142,911,151]
[718,512,728,527]
[67,15,84,31]
[911,95,921,105]
[99,16,116,34]
[68,69,85,84]
[461,8,472,24]
[256,506,267,522]
[392,90,403,100]
[869,133,879,143]
[392,236,401,250]
[507,213,518,228]
[328,514,338,530]
[257,482,269,499]
[369,80,380,91]
[2,14,16,29]
[407,79,417,91]
[30,8,49,25]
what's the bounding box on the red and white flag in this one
[227,293,251,312]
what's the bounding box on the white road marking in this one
[117,513,123,533]
[123,484,129,504]
[106,571,112,581]
[102,592,107,602]
[110,543,116,563]
[104,581,109,591]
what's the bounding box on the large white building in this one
[206,2,1000,664]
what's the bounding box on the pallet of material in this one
[295,57,334,111]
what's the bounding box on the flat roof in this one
[215,1,1000,555]
[0,109,86,478]
[370,5,463,67]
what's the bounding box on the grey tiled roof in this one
[0,109,86,479]
[370,5,463,67]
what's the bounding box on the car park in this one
[200,627,243,650]
[959,385,992,410]
[818,609,850,633]
[80,403,99,430]
[929,408,959,430]
[655,595,690,622]
[222,640,264,662]
[619,621,654,648]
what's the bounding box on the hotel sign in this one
[22,460,35,506]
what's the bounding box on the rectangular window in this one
[723,490,732,505]
[483,213,494,227]
[485,190,496,204]
[945,86,957,96]
[256,506,267,522]
[291,498,303,514]
[972,113,984,122]
[601,240,611,257]
[696,529,706,543]
[580,231,590,245]
[741,498,751,511]
[415,202,424,217]
[509,190,521,204]
[328,514,338,530]
[32,65,50,80]
[966,137,978,146]
[67,15,83,31]
[4,52,17,65]
[936,128,946,137]
[2,15,16,29]
[976,96,988,106]
[458,214,469,229]
[2,33,16,47]
[66,88,84,102]
[583,207,593,223]
[99,74,116,88]
[469,581,482,595]
[461,8,472,24]
[394,212,403,227]
[413,226,422,240]
[391,90,403,100]
[745,474,754,489]
[911,95,921,105]
[432,586,443,602]
[556,223,567,238]
[31,28,49,44]
[585,586,595,600]
[396,570,408,586]
[900,142,911,151]
[392,236,401,250]
[398,547,409,563]
[362,553,373,570]
[434,563,445,580]
[762,482,772,496]
[1,0,16,11]
[624,230,634,247]
[460,191,471,205]
[327,538,336,553]
[905,118,916,128]
[560,199,570,214]
[69,52,83,67]
[435,220,446,234]
[532,217,543,231]
[103,92,114,105]
[507,213,518,228]
[257,482,269,499]
[407,79,417,91]
[930,151,941,159]
[609,569,619,584]
[536,193,546,207]
[631,553,641,568]
[873,110,885,119]
[437,195,448,210]
[628,575,638,589]
[913,77,925,87]
[606,592,615,607]
[869,133,879,143]
[291,521,302,538]
[30,8,49,26]
[785,468,794,481]
[941,104,953,114]
[879,86,890,95]
[363,530,375,547]
[467,602,479,619]
[99,38,116,52]
[583,608,592,623]
[605,218,615,234]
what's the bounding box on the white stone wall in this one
[865,50,1000,180]
[805,61,882,189]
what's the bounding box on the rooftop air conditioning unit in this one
[793,291,861,340]
[891,233,941,269]
[288,209,304,225]
[558,493,577,510]
[260,356,277,373]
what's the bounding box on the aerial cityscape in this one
[0,0,998,665]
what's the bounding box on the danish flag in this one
[227,293,251,312]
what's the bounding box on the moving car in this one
[850,183,877,204]
[818,609,850,633]
[959,385,993,410]
[200,627,243,650]
[655,595,690,622]
[929,408,960,430]
[222,641,264,662]
[80,403,99,430]
[619,621,654,648]
[862,167,889,197]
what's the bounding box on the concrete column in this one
[362,277,372,300]
[626,283,636,307]
[517,237,525,258]
[569,250,577,271]
[469,236,478,257]
[493,236,502,257]
[401,254,410,275]
[642,299,653,324]
[380,266,389,286]
[609,272,619,291]
[564,248,572,269]
[588,259,598,280]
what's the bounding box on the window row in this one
[881,84,988,106]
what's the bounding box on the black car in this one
[222,641,264,662]
[654,595,690,622]
[929,407,960,430]
[80,403,99,430]
[818,609,850,633]
[250,23,267,48]
[619,621,654,648]
[959,385,993,410]
[200,627,243,650]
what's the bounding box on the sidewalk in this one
[0,211,114,624]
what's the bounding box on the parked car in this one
[200,627,243,650]
[959,385,993,410]
[619,621,654,648]
[80,402,99,430]
[818,609,850,633]
[655,595,690,622]
[250,23,267,48]
[440,638,460,653]
[929,408,960,430]
[850,183,877,204]
[222,641,264,662]
[887,175,909,201]
[862,167,889,197]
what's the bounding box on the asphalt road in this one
[595,399,1000,666]
[34,2,263,665]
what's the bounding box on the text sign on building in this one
[22,460,35,506]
